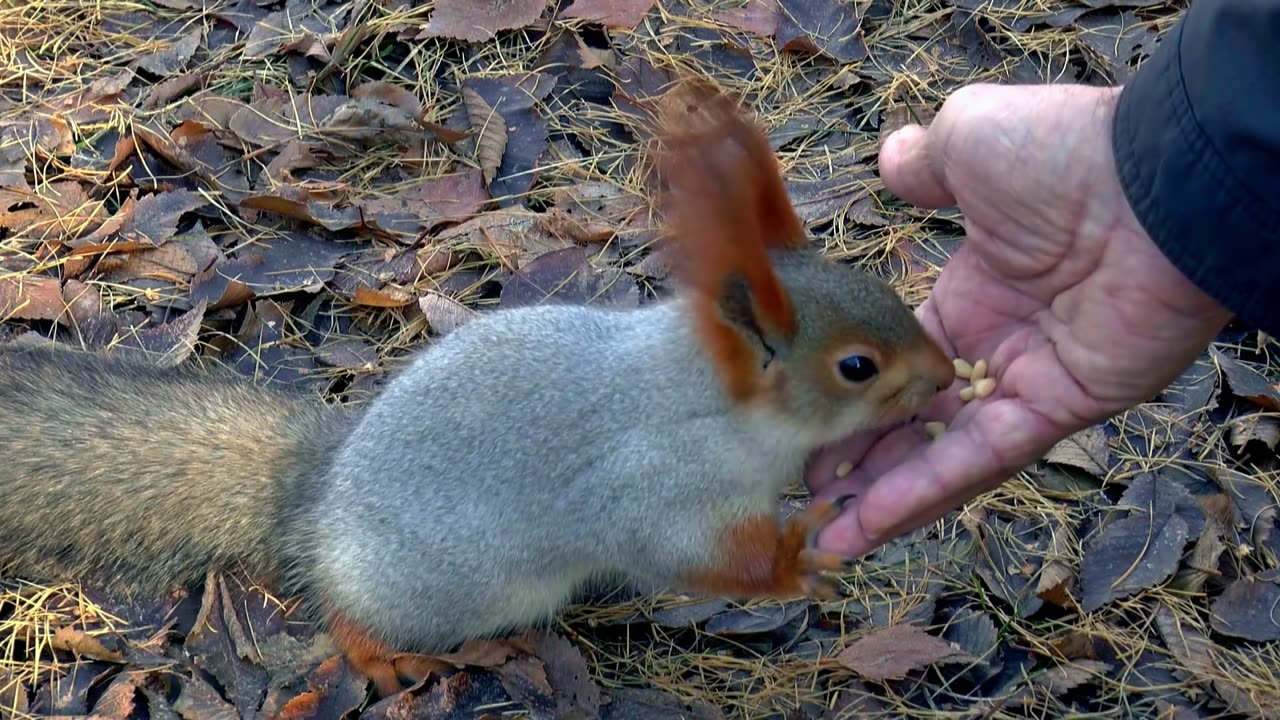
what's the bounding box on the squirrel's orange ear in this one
[655,80,808,403]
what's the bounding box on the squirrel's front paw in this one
[679,495,855,601]
[787,495,856,600]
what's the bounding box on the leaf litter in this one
[1,0,1277,717]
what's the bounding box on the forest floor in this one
[4,0,1280,718]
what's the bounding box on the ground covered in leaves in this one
[3,0,1279,718]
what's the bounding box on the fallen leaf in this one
[111,300,207,368]
[971,516,1048,618]
[601,688,727,719]
[353,285,415,307]
[0,275,64,321]
[424,635,535,668]
[90,672,139,718]
[1210,573,1280,641]
[136,24,202,76]
[1228,414,1280,452]
[184,573,269,716]
[1156,604,1280,717]
[714,0,780,36]
[1044,426,1111,477]
[777,0,867,63]
[190,231,347,309]
[1079,507,1189,612]
[1032,659,1112,695]
[462,86,508,185]
[705,601,809,636]
[500,245,637,308]
[419,292,478,336]
[142,71,207,109]
[362,671,512,719]
[49,626,125,663]
[74,189,208,249]
[460,73,554,202]
[532,632,603,719]
[836,624,972,681]
[1214,347,1280,411]
[417,0,547,42]
[941,608,1000,681]
[0,670,29,716]
[560,0,656,29]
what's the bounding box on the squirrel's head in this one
[655,80,954,445]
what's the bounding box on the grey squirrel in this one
[0,82,955,697]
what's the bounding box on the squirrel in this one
[0,82,955,698]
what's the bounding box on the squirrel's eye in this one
[837,355,878,383]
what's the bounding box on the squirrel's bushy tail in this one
[0,345,351,596]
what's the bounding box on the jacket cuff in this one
[1111,4,1280,337]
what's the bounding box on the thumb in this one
[878,124,955,209]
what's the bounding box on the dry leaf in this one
[0,275,64,321]
[462,86,508,185]
[559,0,656,28]
[1079,508,1189,612]
[353,285,415,307]
[50,626,125,663]
[1209,574,1280,641]
[1044,426,1111,476]
[417,0,547,42]
[419,292,478,336]
[777,0,867,63]
[836,624,972,681]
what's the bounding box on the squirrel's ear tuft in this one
[654,79,807,403]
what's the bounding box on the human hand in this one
[806,83,1232,556]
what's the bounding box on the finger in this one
[816,398,1054,556]
[879,125,955,209]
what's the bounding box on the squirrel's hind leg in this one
[677,496,855,600]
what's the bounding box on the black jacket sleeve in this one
[1112,0,1280,337]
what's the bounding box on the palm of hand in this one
[807,84,1231,557]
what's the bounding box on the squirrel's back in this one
[0,344,354,595]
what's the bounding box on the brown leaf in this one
[417,0,547,42]
[1156,604,1280,718]
[462,86,508,185]
[600,688,727,719]
[74,189,208,249]
[499,245,638,308]
[49,626,125,663]
[137,24,202,76]
[0,181,104,240]
[1228,414,1280,452]
[91,672,139,718]
[190,231,346,309]
[777,0,867,63]
[1210,574,1280,641]
[560,0,656,29]
[1044,426,1111,476]
[422,635,535,668]
[112,300,207,368]
[460,73,554,201]
[353,285,415,307]
[0,275,64,321]
[1032,659,1112,695]
[705,601,809,636]
[419,292,478,336]
[714,0,780,36]
[1079,508,1189,613]
[142,71,207,109]
[1213,346,1280,411]
[185,573,269,715]
[273,655,367,720]
[0,670,29,716]
[532,631,604,719]
[836,624,972,681]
